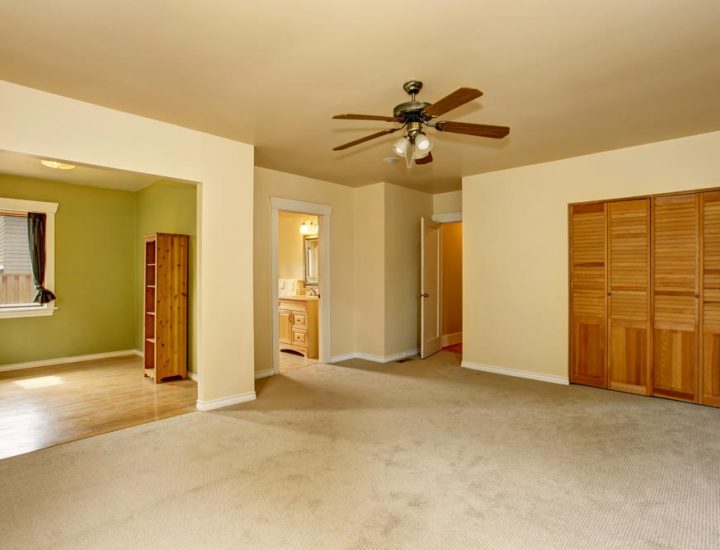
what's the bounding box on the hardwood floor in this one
[0,355,197,460]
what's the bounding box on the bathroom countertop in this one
[279,295,319,302]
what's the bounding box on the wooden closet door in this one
[570,202,607,388]
[652,193,699,402]
[701,191,720,406]
[608,199,651,395]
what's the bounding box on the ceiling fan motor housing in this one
[393,101,432,120]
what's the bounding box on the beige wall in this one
[463,130,720,380]
[433,190,462,214]
[278,211,315,281]
[353,183,386,357]
[254,167,355,372]
[441,222,462,337]
[384,183,433,356]
[0,81,255,405]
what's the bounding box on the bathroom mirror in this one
[304,236,319,286]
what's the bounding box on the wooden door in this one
[701,191,720,406]
[569,202,607,388]
[608,199,651,395]
[420,218,442,358]
[652,193,699,402]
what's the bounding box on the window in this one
[0,198,58,318]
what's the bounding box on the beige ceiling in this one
[2,1,720,193]
[0,149,168,191]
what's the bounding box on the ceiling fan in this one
[332,80,510,166]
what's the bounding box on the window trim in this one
[0,197,58,319]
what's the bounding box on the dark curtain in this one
[27,213,56,304]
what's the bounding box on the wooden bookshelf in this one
[143,233,189,383]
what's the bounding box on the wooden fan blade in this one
[423,88,483,117]
[332,128,399,151]
[415,152,433,165]
[436,121,510,139]
[333,114,398,122]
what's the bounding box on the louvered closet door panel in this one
[570,202,607,388]
[608,199,651,395]
[652,193,699,402]
[702,191,720,406]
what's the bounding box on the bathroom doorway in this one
[439,221,462,356]
[269,198,331,375]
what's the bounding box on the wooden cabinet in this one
[143,233,189,383]
[278,296,318,359]
[569,189,720,408]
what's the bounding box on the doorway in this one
[420,217,462,359]
[440,222,463,355]
[277,211,319,372]
[270,198,331,375]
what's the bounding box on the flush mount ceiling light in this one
[40,159,75,170]
[299,220,318,236]
[332,80,510,167]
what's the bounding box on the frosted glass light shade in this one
[392,137,410,157]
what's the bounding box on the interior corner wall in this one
[462,130,720,379]
[0,81,255,404]
[0,174,136,365]
[353,182,386,357]
[135,180,197,373]
[384,183,433,356]
[254,167,356,372]
[433,190,462,214]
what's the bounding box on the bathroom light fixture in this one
[41,159,75,170]
[299,220,318,236]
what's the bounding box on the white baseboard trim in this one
[132,349,143,357]
[331,348,418,364]
[441,332,462,347]
[461,361,569,386]
[254,369,274,379]
[329,352,357,363]
[196,391,256,411]
[188,371,198,382]
[0,349,141,373]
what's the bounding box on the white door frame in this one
[270,197,332,375]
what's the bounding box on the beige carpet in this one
[1,352,719,549]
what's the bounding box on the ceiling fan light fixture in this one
[392,137,410,157]
[332,80,510,168]
[414,133,433,152]
[412,148,430,160]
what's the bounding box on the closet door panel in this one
[570,202,607,388]
[702,191,720,406]
[608,199,651,395]
[652,193,699,402]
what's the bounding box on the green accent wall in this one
[135,181,197,373]
[0,175,197,371]
[0,174,136,365]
